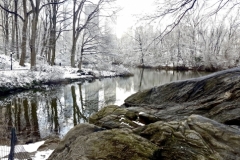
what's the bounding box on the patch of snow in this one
[133,121,145,126]
[119,117,125,121]
[120,122,133,128]
[0,141,52,160]
[139,112,146,115]
[32,150,54,160]
[22,141,45,153]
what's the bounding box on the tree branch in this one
[40,0,68,11]
[0,4,24,21]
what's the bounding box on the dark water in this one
[0,68,209,143]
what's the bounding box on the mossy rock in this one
[89,105,141,129]
[89,105,128,124]
[134,115,240,160]
[125,110,138,120]
[48,124,159,160]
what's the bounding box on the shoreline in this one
[136,64,234,72]
[0,70,133,97]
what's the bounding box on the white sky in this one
[115,0,155,37]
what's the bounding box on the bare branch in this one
[0,3,24,21]
[39,0,68,11]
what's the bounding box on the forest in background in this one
[0,0,118,71]
[117,0,240,71]
[0,0,239,72]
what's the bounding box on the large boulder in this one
[135,115,240,160]
[48,123,159,160]
[49,115,240,160]
[124,67,240,125]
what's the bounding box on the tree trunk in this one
[19,19,28,66]
[4,1,9,55]
[51,43,56,65]
[19,0,28,66]
[50,1,57,66]
[78,47,84,70]
[30,14,38,69]
[40,14,49,57]
[71,39,77,67]
[71,0,77,67]
[15,0,19,59]
[29,0,40,69]
[11,14,15,53]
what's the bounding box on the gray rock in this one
[135,115,240,160]
[89,105,140,129]
[124,67,240,125]
[48,124,159,160]
[51,123,104,155]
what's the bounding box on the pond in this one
[0,68,209,144]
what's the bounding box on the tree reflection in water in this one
[0,68,209,143]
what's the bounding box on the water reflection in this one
[0,68,209,143]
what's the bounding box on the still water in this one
[0,68,209,143]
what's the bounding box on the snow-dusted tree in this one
[0,0,67,68]
[148,0,240,38]
[70,0,116,68]
[0,0,11,55]
[38,1,70,65]
[28,0,66,68]
[76,17,119,70]
[117,25,158,67]
[71,0,98,67]
[116,29,135,65]
[134,0,240,70]
[46,0,69,65]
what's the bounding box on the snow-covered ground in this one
[23,141,53,160]
[0,55,131,93]
[0,141,53,160]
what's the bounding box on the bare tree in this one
[147,0,240,40]
[1,0,11,55]
[45,0,64,66]
[71,0,101,67]
[0,0,68,68]
[70,0,117,68]
[77,29,97,69]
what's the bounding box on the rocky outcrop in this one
[49,113,240,160]
[48,123,158,160]
[88,104,240,159]
[136,114,240,160]
[49,68,240,159]
[124,67,240,125]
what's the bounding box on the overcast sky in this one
[115,0,155,37]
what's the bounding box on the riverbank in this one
[137,64,237,72]
[0,64,133,97]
